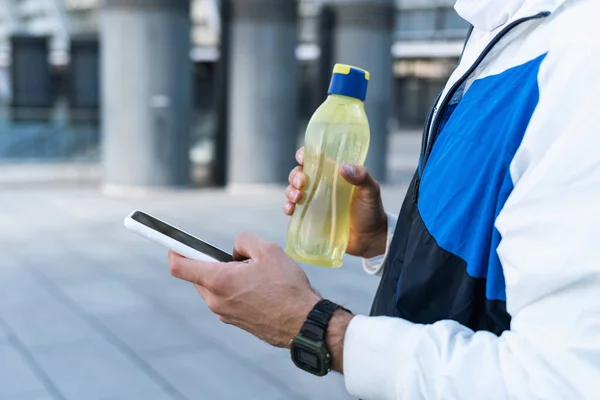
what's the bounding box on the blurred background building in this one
[0,0,469,187]
[0,4,471,396]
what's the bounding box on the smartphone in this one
[124,210,234,262]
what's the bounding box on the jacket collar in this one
[454,0,569,32]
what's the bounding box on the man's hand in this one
[284,147,388,259]
[168,233,323,348]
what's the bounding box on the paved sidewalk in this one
[0,184,409,400]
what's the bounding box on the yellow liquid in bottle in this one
[285,94,370,268]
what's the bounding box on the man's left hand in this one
[168,233,322,348]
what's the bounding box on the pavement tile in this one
[147,347,302,400]
[145,279,216,317]
[1,296,101,348]
[4,391,56,400]
[0,343,46,397]
[98,308,203,354]
[253,350,353,400]
[0,320,9,343]
[31,337,169,400]
[59,279,152,316]
[185,313,282,360]
[25,251,104,285]
[93,390,178,400]
[0,269,55,311]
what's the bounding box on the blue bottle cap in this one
[327,64,370,101]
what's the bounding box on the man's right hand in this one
[283,147,388,259]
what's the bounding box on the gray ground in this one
[0,132,419,400]
[0,184,409,400]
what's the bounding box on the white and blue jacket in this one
[344,0,600,398]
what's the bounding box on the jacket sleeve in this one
[362,212,398,276]
[343,18,600,400]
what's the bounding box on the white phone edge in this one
[124,210,222,262]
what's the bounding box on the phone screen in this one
[131,212,234,262]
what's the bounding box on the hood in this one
[454,0,569,31]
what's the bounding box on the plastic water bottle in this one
[286,64,371,268]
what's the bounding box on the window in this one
[395,7,470,41]
[440,8,470,39]
[396,9,438,40]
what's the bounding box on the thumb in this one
[168,251,221,287]
[339,164,381,201]
[233,232,267,261]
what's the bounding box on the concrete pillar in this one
[326,0,395,182]
[212,0,232,187]
[101,0,192,190]
[227,0,299,186]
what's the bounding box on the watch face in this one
[290,338,329,376]
[293,347,322,371]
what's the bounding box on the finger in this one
[283,201,296,216]
[339,164,381,202]
[233,232,268,261]
[288,167,306,189]
[169,251,223,289]
[296,147,305,165]
[285,185,303,204]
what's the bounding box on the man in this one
[168,0,600,398]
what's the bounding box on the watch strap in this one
[291,299,352,377]
[299,300,351,342]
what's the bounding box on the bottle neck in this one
[328,93,364,104]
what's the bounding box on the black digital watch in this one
[290,299,351,376]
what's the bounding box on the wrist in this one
[361,217,389,259]
[290,299,353,376]
[287,292,322,346]
[326,309,354,374]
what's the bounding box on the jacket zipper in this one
[416,24,473,181]
[413,91,441,204]
[412,11,550,204]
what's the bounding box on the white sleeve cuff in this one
[362,212,398,276]
[344,315,419,400]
